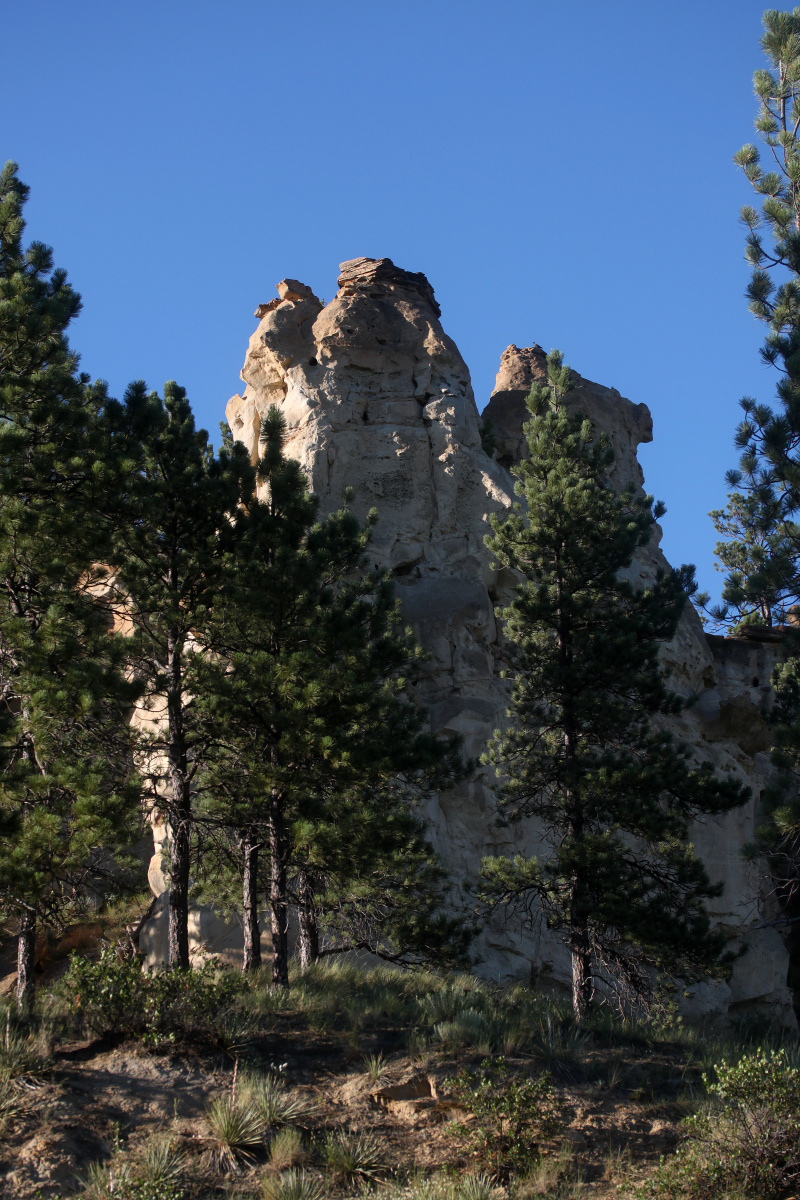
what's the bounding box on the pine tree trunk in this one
[297,868,319,970]
[558,593,593,1023]
[570,915,592,1023]
[269,790,289,987]
[166,627,191,971]
[16,908,36,1012]
[242,832,261,972]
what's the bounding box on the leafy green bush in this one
[448,1056,568,1181]
[60,949,247,1048]
[634,1048,800,1200]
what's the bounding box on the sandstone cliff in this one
[220,258,795,1023]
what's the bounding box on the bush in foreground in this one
[634,1048,800,1199]
[58,949,247,1049]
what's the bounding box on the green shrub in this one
[60,950,247,1049]
[634,1048,800,1200]
[448,1056,568,1181]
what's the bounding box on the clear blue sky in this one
[1,0,778,601]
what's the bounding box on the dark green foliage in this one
[480,350,749,1020]
[0,163,141,1008]
[712,11,800,624]
[194,405,468,981]
[194,408,470,979]
[105,380,253,970]
[751,647,800,914]
[709,8,800,926]
[700,485,797,629]
[635,1049,800,1200]
[448,1056,567,1180]
[60,949,248,1049]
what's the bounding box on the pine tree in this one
[194,407,466,984]
[717,9,800,613]
[706,8,800,917]
[106,382,252,970]
[699,483,797,629]
[480,351,750,1021]
[0,163,140,1008]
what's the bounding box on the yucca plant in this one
[529,1007,588,1080]
[244,1072,317,1128]
[434,1008,503,1051]
[0,1019,52,1082]
[418,985,486,1025]
[138,1135,187,1186]
[0,1070,20,1134]
[78,1157,133,1199]
[261,1168,324,1200]
[362,1051,389,1085]
[205,1094,265,1171]
[321,1128,386,1183]
[211,1009,258,1059]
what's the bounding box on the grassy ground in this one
[0,945,797,1200]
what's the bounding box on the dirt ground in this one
[0,1010,691,1198]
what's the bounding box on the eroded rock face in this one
[222,259,795,1024]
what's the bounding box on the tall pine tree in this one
[106,381,252,970]
[480,351,750,1021]
[193,407,467,984]
[715,9,800,617]
[0,163,140,1008]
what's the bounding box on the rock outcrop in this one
[222,258,796,1022]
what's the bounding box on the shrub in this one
[448,1056,568,1181]
[60,950,248,1049]
[635,1048,800,1200]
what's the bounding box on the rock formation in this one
[171,255,793,1023]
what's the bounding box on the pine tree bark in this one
[166,627,191,971]
[242,832,261,972]
[16,908,36,1012]
[570,908,592,1023]
[269,790,289,987]
[297,868,319,970]
[558,585,593,1022]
